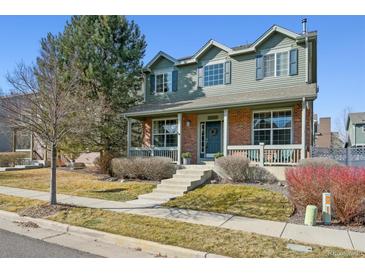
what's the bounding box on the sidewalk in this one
[0,185,364,252]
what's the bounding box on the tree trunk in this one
[50,143,57,205]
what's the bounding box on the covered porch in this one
[125,98,311,167]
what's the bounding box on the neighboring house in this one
[346,112,365,147]
[125,20,318,166]
[0,96,46,162]
[314,116,343,148]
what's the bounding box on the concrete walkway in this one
[0,185,364,252]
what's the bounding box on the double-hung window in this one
[263,51,289,77]
[15,130,31,151]
[204,63,224,87]
[152,119,178,147]
[155,72,172,93]
[253,110,292,145]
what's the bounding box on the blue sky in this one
[0,16,364,130]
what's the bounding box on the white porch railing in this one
[227,144,302,166]
[129,147,179,163]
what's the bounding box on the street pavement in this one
[0,228,99,258]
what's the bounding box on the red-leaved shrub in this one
[286,166,365,224]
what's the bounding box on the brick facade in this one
[293,101,312,152]
[140,101,312,162]
[182,113,198,163]
[229,107,252,145]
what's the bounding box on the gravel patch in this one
[13,221,40,229]
[18,204,74,218]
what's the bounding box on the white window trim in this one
[154,69,173,95]
[203,61,225,88]
[152,117,178,148]
[262,48,291,78]
[252,108,293,145]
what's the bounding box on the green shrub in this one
[181,152,192,159]
[0,152,30,167]
[298,157,342,167]
[111,157,176,181]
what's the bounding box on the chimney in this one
[302,18,308,34]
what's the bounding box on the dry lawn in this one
[0,168,155,202]
[0,193,363,258]
[165,184,294,221]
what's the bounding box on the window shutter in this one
[197,66,204,88]
[289,48,298,76]
[172,70,178,92]
[150,74,155,94]
[224,60,231,84]
[256,55,264,80]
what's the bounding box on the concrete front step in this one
[175,169,209,175]
[137,192,177,202]
[172,173,203,180]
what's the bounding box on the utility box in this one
[304,205,317,226]
[322,192,331,225]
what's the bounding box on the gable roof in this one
[346,112,365,129]
[144,24,317,70]
[144,51,177,70]
[229,25,301,56]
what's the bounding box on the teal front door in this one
[205,121,222,157]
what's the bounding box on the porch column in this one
[127,118,132,157]
[177,113,182,165]
[223,109,228,156]
[301,97,306,159]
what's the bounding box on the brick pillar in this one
[142,118,152,147]
[182,113,198,164]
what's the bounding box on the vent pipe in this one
[302,18,308,34]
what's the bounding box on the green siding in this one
[355,124,365,145]
[150,57,174,71]
[145,32,311,104]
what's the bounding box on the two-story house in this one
[346,112,365,147]
[125,20,318,166]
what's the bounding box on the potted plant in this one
[181,152,192,165]
[214,152,224,160]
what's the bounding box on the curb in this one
[0,210,228,258]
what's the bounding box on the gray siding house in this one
[125,21,318,166]
[346,112,365,147]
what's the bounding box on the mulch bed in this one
[18,204,74,218]
[228,181,365,233]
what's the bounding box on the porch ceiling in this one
[125,83,317,118]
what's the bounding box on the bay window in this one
[152,119,178,147]
[253,110,292,145]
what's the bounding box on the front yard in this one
[0,168,156,202]
[165,184,294,221]
[0,193,363,258]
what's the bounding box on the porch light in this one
[186,120,191,127]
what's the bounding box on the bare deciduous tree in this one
[0,33,86,205]
[336,106,352,144]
